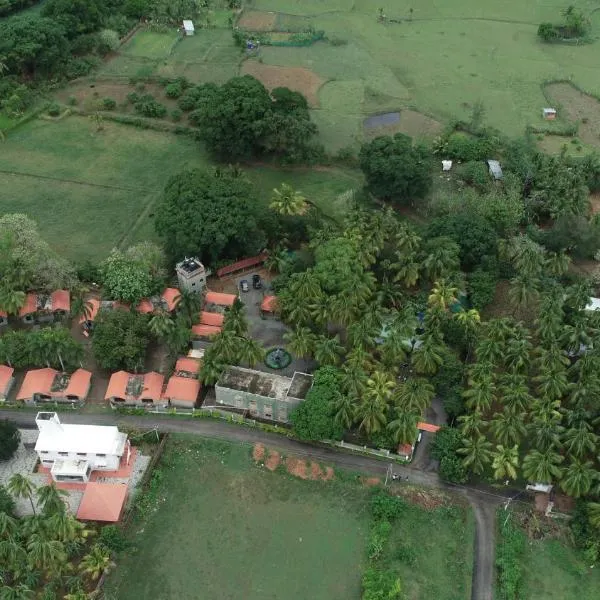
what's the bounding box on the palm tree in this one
[421,237,460,281]
[211,330,239,364]
[70,293,94,325]
[313,335,344,366]
[499,373,533,412]
[411,334,444,375]
[79,544,114,581]
[289,271,321,302]
[463,377,496,413]
[26,534,67,574]
[559,459,595,498]
[165,314,192,354]
[546,251,571,277]
[387,408,419,445]
[341,365,368,398]
[427,279,458,311]
[269,183,308,216]
[522,448,563,483]
[223,300,248,337]
[457,410,486,439]
[47,512,79,543]
[534,367,569,402]
[0,512,18,537]
[329,292,359,327]
[588,503,600,529]
[357,371,395,435]
[393,253,421,288]
[491,445,519,480]
[563,423,597,459]
[0,286,26,316]
[199,351,225,386]
[174,288,202,326]
[503,338,532,373]
[490,406,527,446]
[458,435,492,475]
[332,393,355,430]
[309,295,331,330]
[509,275,539,314]
[8,474,37,516]
[239,338,264,367]
[148,309,174,340]
[393,378,434,414]
[36,484,68,516]
[0,584,34,600]
[284,327,316,359]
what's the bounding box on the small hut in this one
[182,20,195,36]
[486,159,503,180]
[543,108,557,120]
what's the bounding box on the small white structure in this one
[585,297,600,312]
[543,108,557,120]
[442,160,453,171]
[176,257,207,294]
[487,159,503,180]
[35,412,130,482]
[182,20,195,36]
[526,483,553,493]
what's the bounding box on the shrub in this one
[468,268,498,309]
[99,525,129,552]
[165,81,183,98]
[134,95,167,118]
[538,22,558,41]
[98,29,120,55]
[368,520,392,561]
[459,160,490,191]
[0,485,15,516]
[362,568,402,600]
[370,491,406,521]
[171,108,182,122]
[47,102,61,117]
[127,91,140,104]
[136,83,146,92]
[65,56,100,79]
[102,97,117,110]
[496,517,526,600]
[0,419,20,460]
[67,95,78,106]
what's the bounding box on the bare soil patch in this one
[252,442,266,462]
[364,109,442,140]
[361,477,381,487]
[393,487,447,510]
[265,449,281,471]
[241,61,325,107]
[238,10,277,31]
[285,456,308,479]
[545,82,600,148]
[590,192,600,215]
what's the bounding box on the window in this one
[249,400,257,415]
[96,453,106,457]
[40,451,49,454]
[263,404,273,419]
[58,452,68,456]
[76,453,87,457]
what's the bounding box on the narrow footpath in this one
[3,410,503,600]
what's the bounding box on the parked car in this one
[240,280,249,292]
[252,274,262,289]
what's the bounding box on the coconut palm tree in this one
[0,512,18,538]
[70,293,94,325]
[411,334,444,375]
[421,237,460,281]
[211,330,239,364]
[457,410,486,439]
[309,295,331,330]
[341,365,368,398]
[345,345,373,372]
[313,335,344,366]
[223,300,248,337]
[269,183,308,216]
[522,448,563,484]
[289,271,321,301]
[393,378,434,414]
[332,393,355,430]
[284,327,316,359]
[148,309,174,340]
[47,511,80,544]
[0,584,34,600]
[174,288,202,326]
[329,292,359,327]
[562,423,597,459]
[458,435,492,475]
[199,351,225,386]
[7,474,37,516]
[546,251,571,277]
[463,376,496,413]
[588,503,600,529]
[508,275,539,314]
[499,373,533,412]
[378,333,409,373]
[428,279,458,312]
[36,484,68,516]
[26,534,67,574]
[559,459,596,498]
[79,544,114,581]
[393,252,421,288]
[239,338,264,367]
[0,286,26,316]
[347,318,379,351]
[534,367,570,402]
[166,314,192,355]
[503,337,532,373]
[491,445,519,480]
[490,406,527,446]
[387,407,420,445]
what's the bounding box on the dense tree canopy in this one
[42,0,106,37]
[359,133,433,204]
[0,419,20,461]
[156,167,267,264]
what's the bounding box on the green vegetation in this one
[105,436,473,600]
[0,419,20,460]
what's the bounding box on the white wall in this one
[38,449,120,471]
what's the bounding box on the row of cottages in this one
[1,291,70,327]
[16,368,92,405]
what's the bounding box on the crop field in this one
[104,436,473,600]
[0,115,358,261]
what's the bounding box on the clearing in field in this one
[238,9,277,30]
[104,436,473,600]
[241,60,325,107]
[364,109,442,140]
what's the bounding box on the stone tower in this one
[175,257,207,294]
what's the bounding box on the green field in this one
[104,436,473,600]
[0,116,359,261]
[520,536,600,599]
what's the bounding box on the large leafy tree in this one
[156,167,267,264]
[0,420,20,461]
[359,133,433,205]
[42,0,106,37]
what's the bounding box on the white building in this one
[176,257,207,294]
[182,20,195,36]
[35,412,130,483]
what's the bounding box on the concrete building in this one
[16,368,92,405]
[486,159,503,180]
[35,412,130,483]
[19,291,70,324]
[105,371,164,407]
[215,367,313,423]
[182,19,195,36]
[0,365,15,401]
[176,257,207,294]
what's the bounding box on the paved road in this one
[4,409,504,600]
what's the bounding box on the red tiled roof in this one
[0,309,7,318]
[16,368,57,400]
[136,298,154,314]
[205,291,237,307]
[261,295,277,313]
[175,357,200,375]
[163,376,200,405]
[19,293,37,317]
[397,443,414,457]
[418,422,440,433]
[51,290,70,312]
[216,252,268,278]
[0,365,14,396]
[142,372,164,402]
[199,311,224,327]
[78,298,100,325]
[63,369,92,399]
[77,483,128,522]
[192,324,221,338]
[162,288,180,312]
[104,371,130,401]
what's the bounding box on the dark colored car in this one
[252,274,262,289]
[240,279,249,292]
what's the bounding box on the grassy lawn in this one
[121,30,180,59]
[520,537,600,599]
[104,436,473,600]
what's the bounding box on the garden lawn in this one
[520,537,600,600]
[105,436,473,600]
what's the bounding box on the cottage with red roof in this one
[136,288,180,314]
[19,291,70,324]
[162,357,201,408]
[105,371,164,407]
[0,365,15,401]
[192,310,224,339]
[16,368,92,405]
